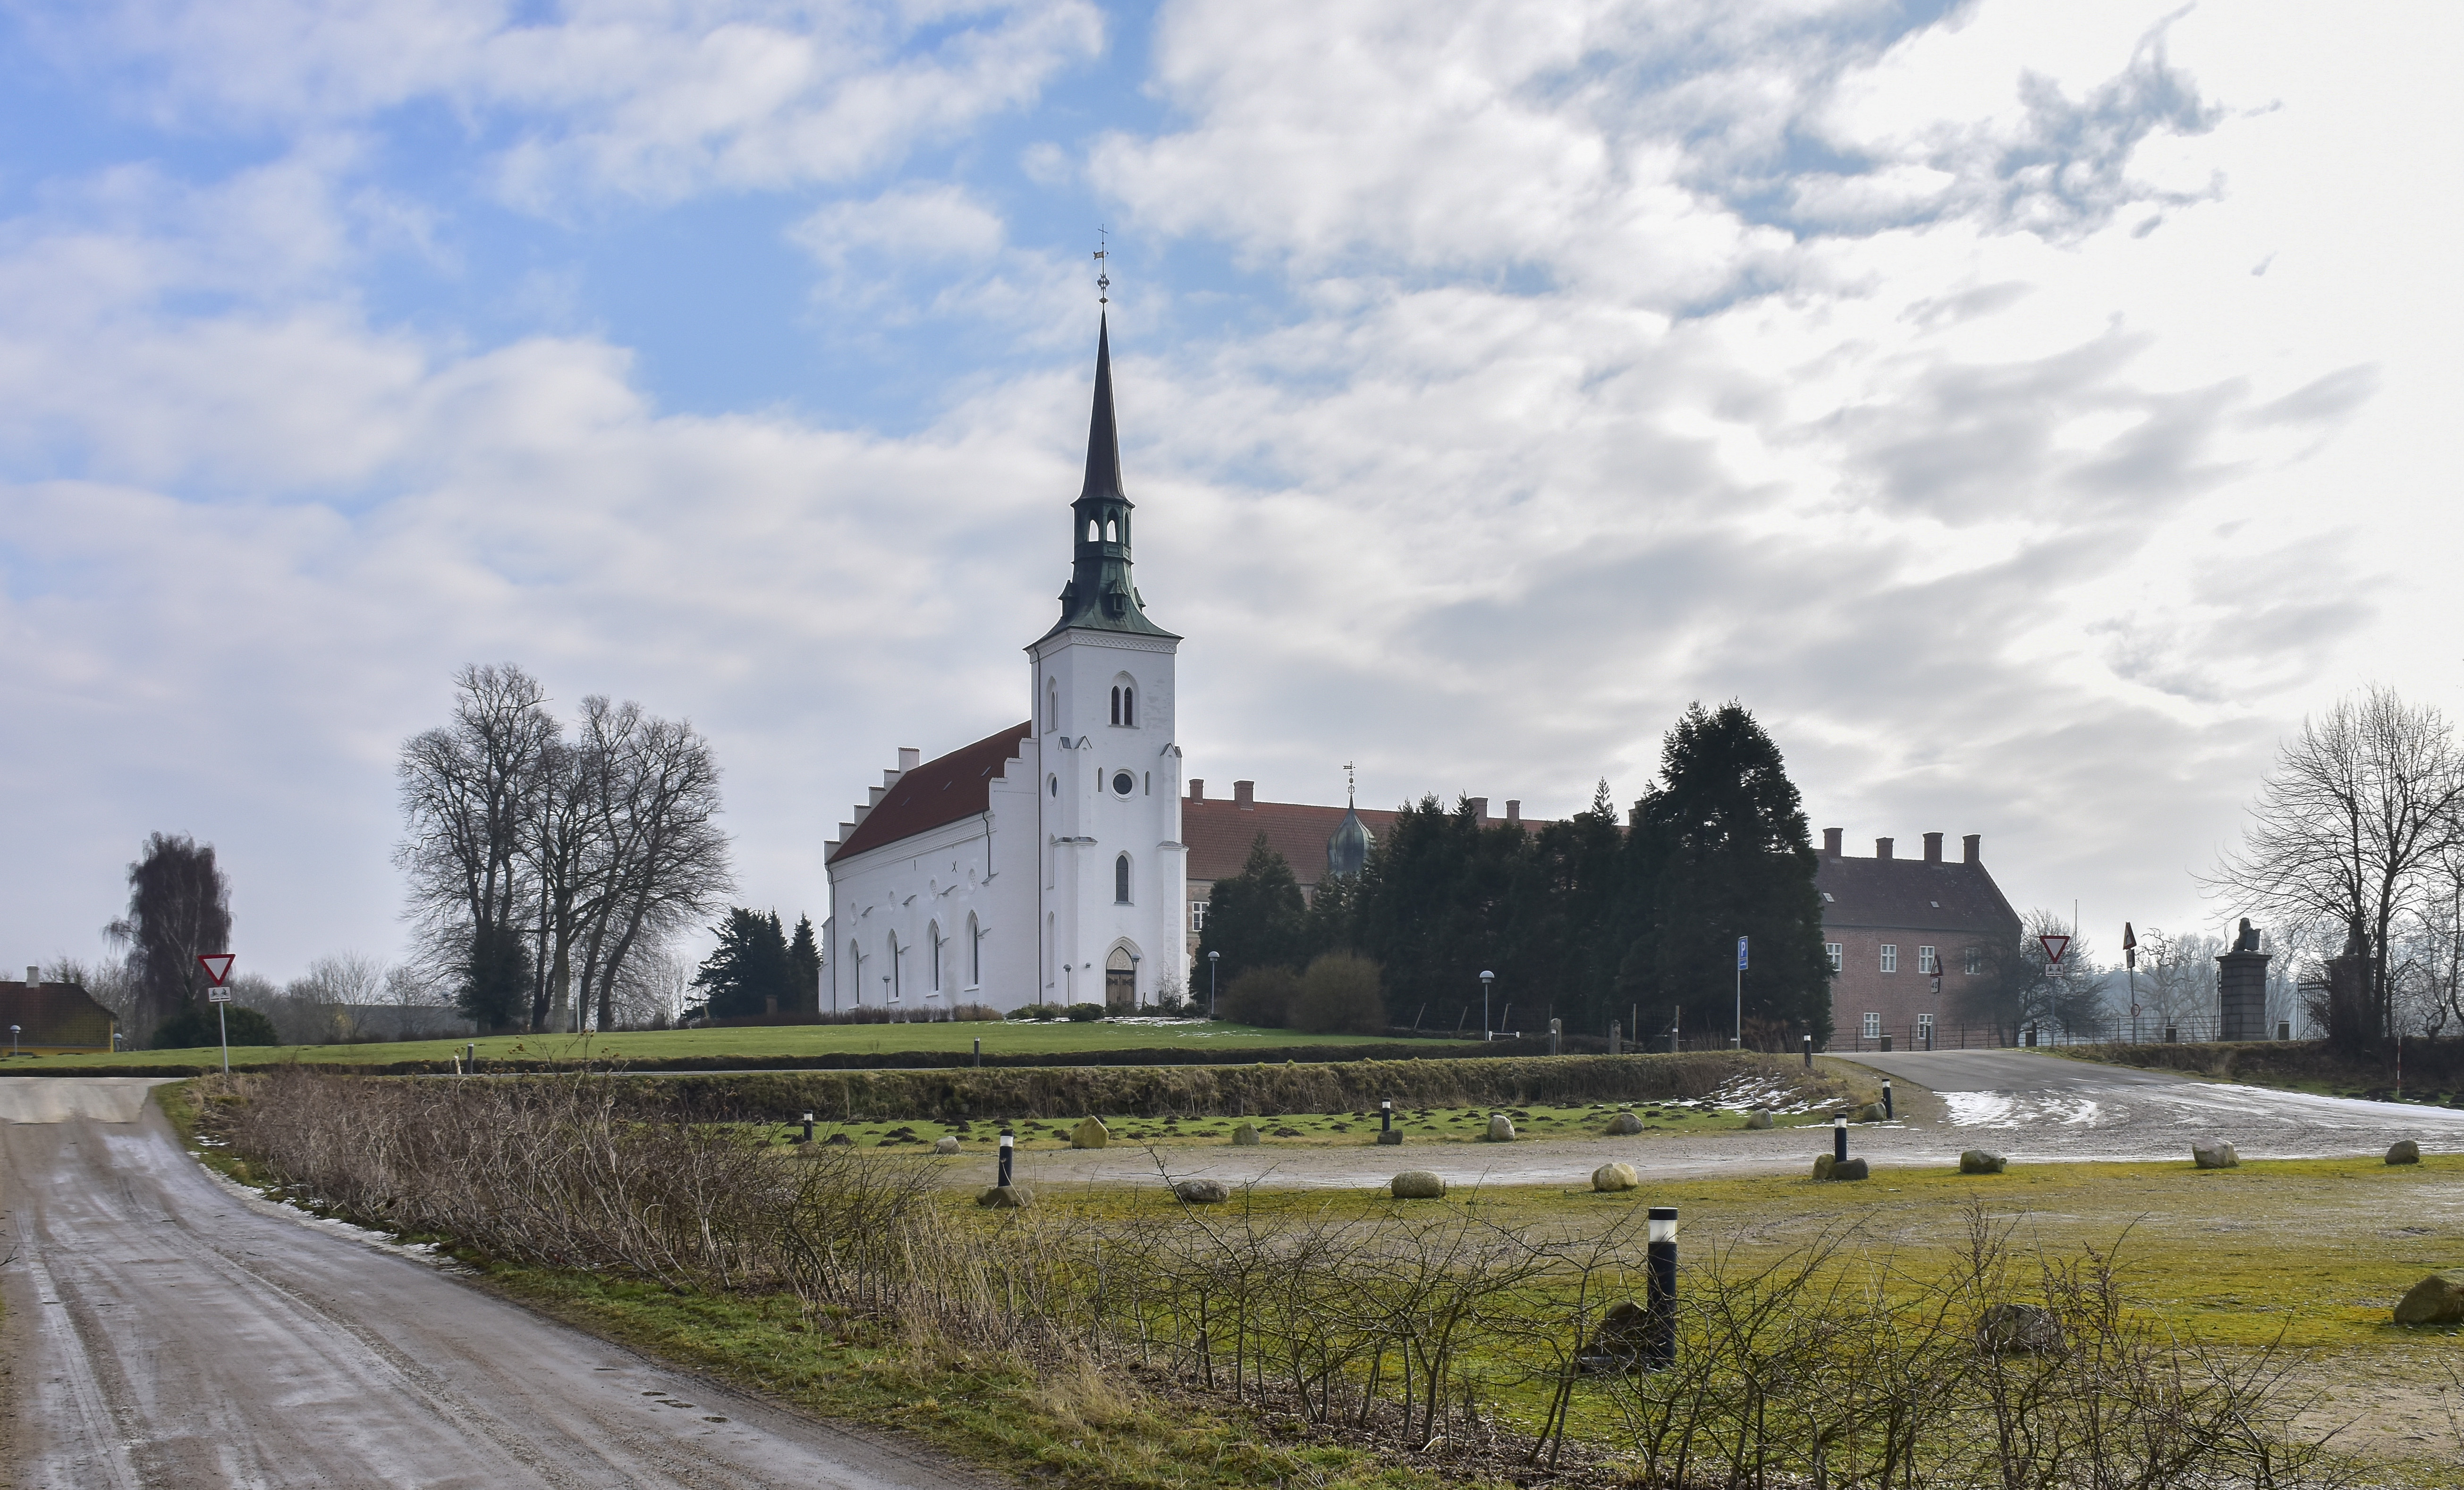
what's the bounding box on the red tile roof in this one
[828,723,1031,864]
[1185,799,1400,887]
[1185,798,1554,886]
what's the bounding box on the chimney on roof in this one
[898,746,920,772]
[1963,833,1981,864]
[1469,797,1488,824]
[24,965,36,986]
[1923,831,1943,864]
[1189,779,1204,802]
[1234,780,1254,809]
[1822,827,1842,857]
[1505,800,1521,824]
[1876,837,1894,860]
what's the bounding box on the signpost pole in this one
[196,953,236,1075]
[1734,936,1748,1050]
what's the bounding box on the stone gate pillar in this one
[2215,919,2270,1043]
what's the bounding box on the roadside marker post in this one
[1645,1207,1678,1368]
[1882,1079,1893,1121]
[802,1112,815,1143]
[974,1037,982,1068]
[196,954,236,1075]
[1733,937,1747,1050]
[997,1131,1015,1188]
[1833,1112,1848,1164]
[1802,1033,1812,1069]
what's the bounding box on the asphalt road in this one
[0,1078,999,1490]
[982,1048,2464,1193]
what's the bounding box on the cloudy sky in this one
[0,0,2450,985]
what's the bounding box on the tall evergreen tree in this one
[457,921,533,1032]
[1613,703,1831,1045]
[1353,797,1533,1028]
[694,907,793,1019]
[786,914,821,1015]
[1195,835,1308,984]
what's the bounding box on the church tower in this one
[1030,315,1186,1008]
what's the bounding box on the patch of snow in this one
[1942,1092,2017,1127]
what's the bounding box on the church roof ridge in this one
[826,722,1032,865]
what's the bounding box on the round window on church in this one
[1111,770,1135,797]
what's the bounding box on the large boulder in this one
[1391,1170,1448,1200]
[933,1135,962,1155]
[2393,1271,2464,1326]
[1977,1303,2066,1355]
[1812,1153,1836,1182]
[2192,1141,2238,1169]
[1070,1117,1110,1150]
[1592,1161,1640,1192]
[1230,1122,1262,1146]
[1960,1150,2008,1175]
[2387,1139,2422,1166]
[1850,1102,1888,1124]
[976,1185,1034,1208]
[1173,1178,1231,1204]
[1830,1157,1869,1181]
[1742,1108,1774,1130]
[1606,1110,1645,1135]
[1484,1113,1516,1143]
[1577,1300,1654,1371]
[1375,1129,1404,1146]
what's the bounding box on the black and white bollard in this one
[1380,1100,1392,1134]
[1645,1206,1678,1368]
[998,1131,1014,1188]
[1833,1112,1848,1164]
[974,1037,982,1068]
[1882,1079,1893,1121]
[1802,1033,1812,1069]
[801,1111,815,1143]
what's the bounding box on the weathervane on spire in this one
[1093,228,1110,305]
[1345,761,1356,806]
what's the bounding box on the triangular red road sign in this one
[196,953,235,986]
[2039,935,2070,966]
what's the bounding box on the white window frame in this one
[1861,1012,1881,1040]
[1189,901,1209,932]
[1918,946,1938,974]
[1964,945,1981,975]
[1824,942,1842,974]
[1879,944,1898,974]
[1916,1013,1935,1038]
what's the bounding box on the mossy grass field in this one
[18,1016,1457,1072]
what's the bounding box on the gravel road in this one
[0,1078,1001,1490]
[980,1049,2464,1194]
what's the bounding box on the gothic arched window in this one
[1109,686,1121,726]
[966,911,980,986]
[1115,853,1132,905]
[1046,679,1058,732]
[887,931,901,1001]
[1087,519,1099,542]
[1105,518,1118,542]
[929,922,942,992]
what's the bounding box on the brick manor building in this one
[1815,829,2020,1048]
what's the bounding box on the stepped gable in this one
[828,723,1031,864]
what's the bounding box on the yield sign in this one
[2039,935,2070,966]
[196,954,235,986]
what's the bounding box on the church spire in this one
[1080,313,1125,504]
[1040,311,1177,644]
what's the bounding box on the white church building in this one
[821,316,1189,1013]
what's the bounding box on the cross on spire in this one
[1345,761,1356,806]
[1093,228,1110,305]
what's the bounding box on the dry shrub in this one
[1221,966,1298,1028]
[1290,953,1386,1034]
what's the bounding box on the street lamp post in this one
[1207,950,1219,1020]
[1479,970,1495,1042]
[8,1024,17,1058]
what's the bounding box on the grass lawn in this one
[755,1095,1837,1152]
[17,1017,1461,1071]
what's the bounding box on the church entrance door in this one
[1105,948,1136,1012]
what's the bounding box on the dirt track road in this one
[0,1078,997,1490]
[985,1049,2464,1193]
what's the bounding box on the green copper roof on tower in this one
[1041,313,1177,644]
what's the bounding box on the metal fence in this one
[1655,1015,2305,1057]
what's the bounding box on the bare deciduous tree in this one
[397,665,729,1033]
[2210,686,2464,1041]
